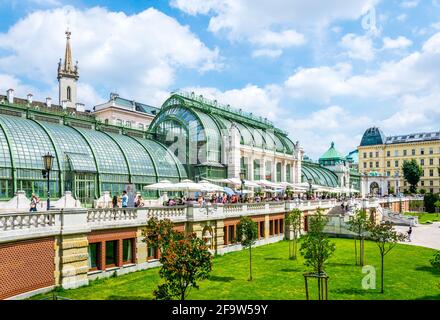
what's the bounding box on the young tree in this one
[285,209,303,260]
[368,222,406,293]
[300,209,336,275]
[236,216,258,281]
[143,218,212,300]
[143,217,183,254]
[346,209,370,266]
[402,159,423,194]
[154,234,212,300]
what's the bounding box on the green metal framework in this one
[301,161,339,188]
[148,92,297,180]
[0,101,187,202]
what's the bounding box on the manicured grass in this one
[406,212,440,224]
[31,238,440,300]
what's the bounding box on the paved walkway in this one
[395,222,440,250]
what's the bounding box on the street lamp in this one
[239,171,245,203]
[42,152,54,211]
[308,178,313,200]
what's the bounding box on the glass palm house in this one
[0,91,342,205]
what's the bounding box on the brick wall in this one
[0,237,55,299]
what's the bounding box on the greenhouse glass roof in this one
[301,161,339,188]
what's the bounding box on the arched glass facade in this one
[0,113,186,204]
[149,93,297,180]
[301,161,339,188]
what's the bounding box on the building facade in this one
[358,127,440,194]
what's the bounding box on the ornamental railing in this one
[0,212,55,231]
[87,208,138,223]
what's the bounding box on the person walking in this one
[29,193,40,212]
[407,226,412,242]
[121,190,128,208]
[112,195,118,208]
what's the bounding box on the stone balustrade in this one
[0,212,55,231]
[0,197,413,243]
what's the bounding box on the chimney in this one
[61,100,67,109]
[75,103,85,112]
[46,97,52,108]
[6,89,14,104]
[27,93,33,104]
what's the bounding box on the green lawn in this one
[406,212,440,224]
[31,238,440,300]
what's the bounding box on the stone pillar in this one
[58,233,89,289]
[136,227,147,265]
[281,161,286,182]
[264,214,270,238]
[227,124,241,179]
[248,156,254,181]
[214,220,225,253]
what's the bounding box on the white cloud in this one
[400,0,419,8]
[249,30,305,48]
[284,63,352,102]
[396,14,407,22]
[340,33,375,61]
[171,0,378,56]
[382,36,412,49]
[0,6,220,107]
[252,49,283,58]
[179,84,283,121]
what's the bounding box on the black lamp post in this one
[308,178,313,200]
[42,153,54,211]
[239,171,245,203]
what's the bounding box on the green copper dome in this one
[319,142,344,160]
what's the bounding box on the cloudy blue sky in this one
[0,0,439,159]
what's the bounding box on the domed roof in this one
[319,142,344,161]
[360,127,386,146]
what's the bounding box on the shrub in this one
[430,251,440,269]
[424,193,440,213]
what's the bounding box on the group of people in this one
[111,190,145,208]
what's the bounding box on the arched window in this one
[67,86,71,101]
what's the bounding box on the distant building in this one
[93,93,160,131]
[358,127,440,194]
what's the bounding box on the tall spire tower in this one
[58,29,79,109]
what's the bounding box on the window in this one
[88,243,99,270]
[412,149,416,156]
[429,148,433,155]
[138,123,144,131]
[386,171,391,176]
[126,121,132,128]
[430,159,434,166]
[259,221,265,239]
[147,238,158,260]
[430,169,434,177]
[369,152,373,158]
[387,161,390,167]
[421,180,425,186]
[67,86,71,101]
[116,119,123,126]
[376,162,379,168]
[228,225,235,243]
[394,160,399,167]
[369,162,373,168]
[363,152,367,158]
[274,220,279,235]
[386,151,390,157]
[430,180,434,186]
[375,152,379,158]
[363,162,367,169]
[421,159,425,166]
[394,150,398,157]
[421,148,425,155]
[269,220,274,236]
[430,188,434,193]
[105,240,117,267]
[279,219,284,234]
[403,150,407,156]
[122,239,134,264]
